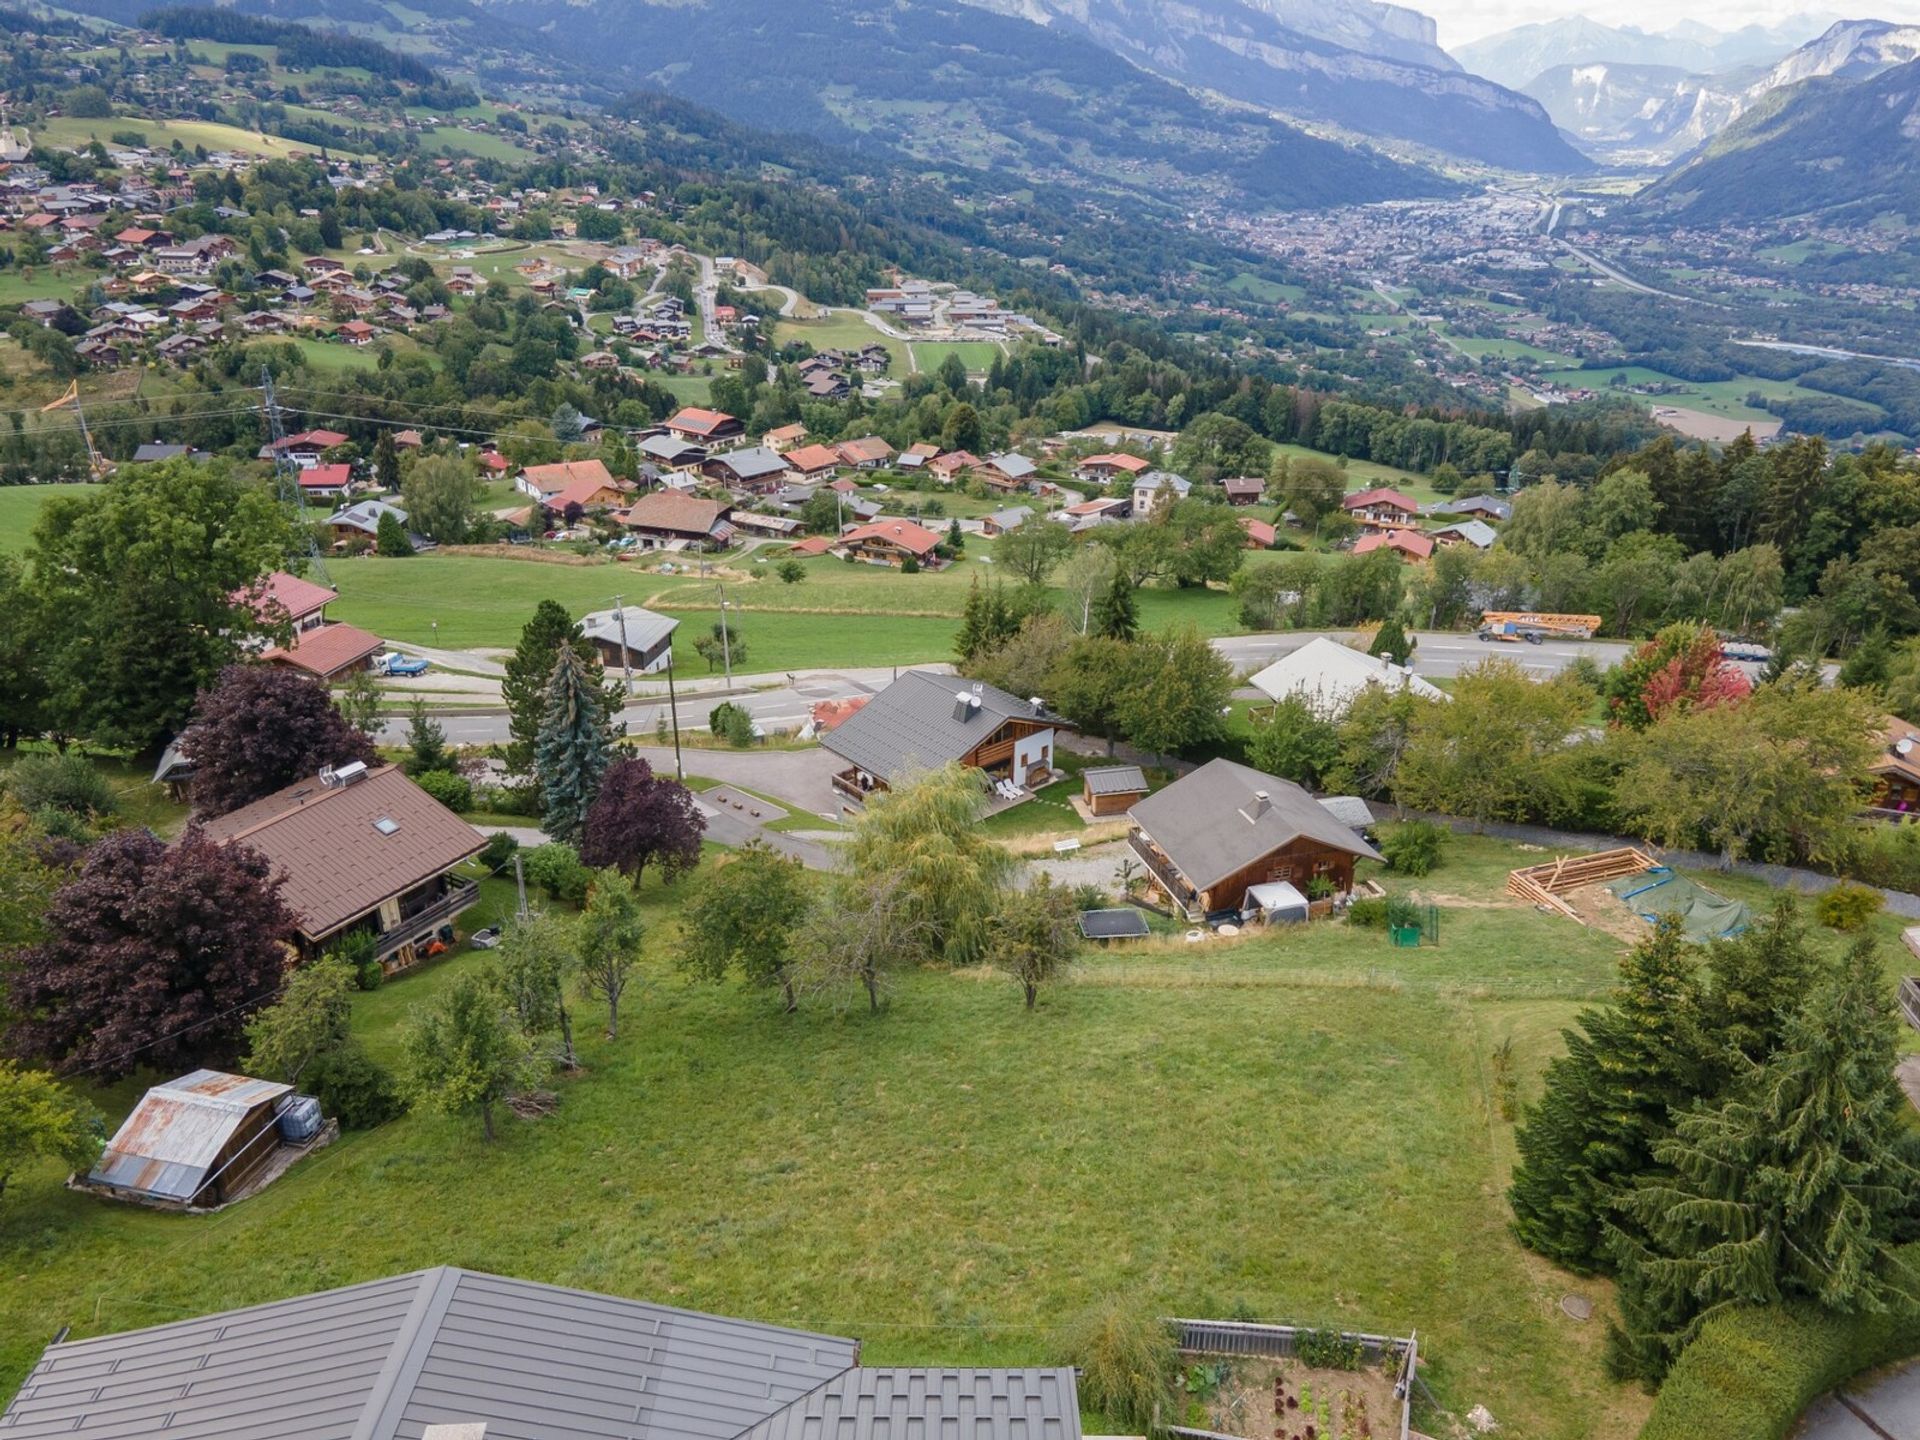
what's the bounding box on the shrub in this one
[525,842,591,904]
[305,1043,403,1129]
[1378,819,1448,877]
[414,768,474,812]
[330,930,383,991]
[710,702,756,748]
[1815,882,1884,931]
[1347,896,1389,929]
[1058,1300,1179,1433]
[478,830,519,873]
[1637,1243,1920,1440]
[6,753,118,817]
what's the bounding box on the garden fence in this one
[1167,1319,1418,1440]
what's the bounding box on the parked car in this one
[380,653,430,677]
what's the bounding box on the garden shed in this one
[1243,880,1310,924]
[1082,764,1149,817]
[85,1070,292,1210]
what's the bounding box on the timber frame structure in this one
[1506,847,1660,923]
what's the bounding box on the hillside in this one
[1637,58,1920,223]
[957,0,1589,171]
[1453,13,1826,90]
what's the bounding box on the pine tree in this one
[1839,627,1893,691]
[504,601,591,776]
[1092,566,1138,641]
[535,644,613,846]
[1369,615,1413,663]
[1608,936,1917,1381]
[373,430,400,493]
[1508,918,1716,1271]
[1702,896,1821,1068]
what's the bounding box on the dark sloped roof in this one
[821,671,1063,781]
[1079,908,1151,939]
[1129,758,1382,892]
[1083,764,1148,797]
[738,1369,1079,1440]
[0,1268,860,1440]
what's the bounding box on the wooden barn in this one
[85,1071,292,1209]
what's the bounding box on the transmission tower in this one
[262,367,329,584]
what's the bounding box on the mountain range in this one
[1452,12,1835,90]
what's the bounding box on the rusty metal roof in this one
[87,1070,290,1202]
[195,765,484,942]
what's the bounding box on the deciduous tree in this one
[1396,660,1590,827]
[577,757,704,884]
[1115,626,1234,761]
[681,841,814,1012]
[0,1061,102,1205]
[989,874,1079,1009]
[182,665,376,817]
[846,764,1014,966]
[578,870,647,1038]
[492,911,580,1069]
[998,518,1073,586]
[400,973,542,1141]
[400,453,482,544]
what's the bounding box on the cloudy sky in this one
[1428,0,1917,47]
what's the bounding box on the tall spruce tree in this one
[1508,918,1716,1271]
[535,644,613,846]
[1369,615,1413,663]
[1702,896,1821,1068]
[1607,935,1917,1381]
[1092,566,1138,641]
[503,601,592,775]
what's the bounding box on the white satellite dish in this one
[1899,738,1914,757]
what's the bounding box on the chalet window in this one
[1314,858,1334,874]
[1268,864,1292,881]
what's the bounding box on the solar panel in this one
[1079,908,1150,940]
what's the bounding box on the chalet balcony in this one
[1128,831,1201,921]
[375,873,479,961]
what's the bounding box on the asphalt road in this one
[1214,630,1635,682]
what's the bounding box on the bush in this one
[305,1043,404,1130]
[478,830,519,873]
[710,701,757,748]
[525,842,591,904]
[330,930,383,991]
[1346,896,1389,928]
[1378,819,1448,877]
[1814,882,1884,931]
[1058,1300,1179,1433]
[6,753,118,817]
[1637,1243,1920,1440]
[414,768,474,812]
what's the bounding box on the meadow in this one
[0,483,103,556]
[0,830,1722,1439]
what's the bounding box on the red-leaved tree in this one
[577,757,705,884]
[5,829,295,1079]
[182,664,377,817]
[1605,622,1754,729]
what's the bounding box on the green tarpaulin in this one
[1605,868,1751,941]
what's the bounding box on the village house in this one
[665,406,745,445]
[981,505,1032,537]
[240,569,336,636]
[897,441,941,472]
[1428,493,1511,523]
[1352,528,1435,562]
[1127,758,1383,921]
[836,435,894,470]
[198,762,485,973]
[1131,470,1191,516]
[1239,516,1278,549]
[1222,477,1266,506]
[1869,717,1920,820]
[928,450,979,483]
[326,498,411,547]
[835,518,943,570]
[297,463,355,502]
[1247,636,1446,718]
[763,421,807,451]
[1076,452,1152,484]
[823,671,1069,802]
[782,442,842,479]
[615,490,735,550]
[1342,486,1421,531]
[518,459,631,516]
[638,434,707,471]
[263,429,349,470]
[262,622,386,681]
[975,453,1038,493]
[1427,519,1496,550]
[702,445,788,493]
[579,604,679,675]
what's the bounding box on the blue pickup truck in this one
[380,653,431,677]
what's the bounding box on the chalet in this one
[520,459,629,515]
[239,569,336,635]
[1429,493,1512,523]
[1342,487,1420,531]
[1127,758,1383,921]
[301,255,346,275]
[1248,636,1446,718]
[327,498,410,544]
[665,406,744,444]
[639,434,707,470]
[823,670,1069,801]
[1869,717,1920,821]
[928,450,979,483]
[155,333,207,363]
[198,762,484,974]
[981,506,1032,537]
[1352,529,1434,562]
[1076,453,1151,483]
[804,371,851,401]
[764,422,807,451]
[338,319,377,346]
[82,1070,294,1210]
[898,441,941,472]
[1131,470,1191,516]
[0,1269,1082,1440]
[1082,764,1149,817]
[836,435,894,470]
[265,429,349,469]
[733,511,804,541]
[616,490,735,550]
[150,234,235,274]
[976,453,1037,493]
[784,443,843,479]
[836,518,943,570]
[1057,496,1132,532]
[133,443,208,464]
[579,604,678,675]
[1427,519,1496,550]
[1239,516,1278,549]
[298,463,355,501]
[1222,477,1266,506]
[702,445,789,493]
[262,622,386,681]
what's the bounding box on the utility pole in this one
[612,592,634,694]
[261,367,329,583]
[665,653,685,780]
[716,584,732,687]
[513,852,529,920]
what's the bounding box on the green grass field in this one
[1535,367,1817,423]
[416,125,540,164]
[286,336,385,373]
[0,829,1716,1438]
[1223,273,1307,304]
[654,373,716,407]
[35,114,365,160]
[774,314,907,373]
[1446,335,1583,368]
[910,341,1001,374]
[0,267,87,306]
[0,483,102,556]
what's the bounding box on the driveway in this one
[1798,1361,1920,1439]
[626,745,846,819]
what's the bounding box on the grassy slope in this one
[0,484,104,557]
[0,833,1686,1438]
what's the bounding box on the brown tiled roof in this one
[198,765,482,941]
[839,519,940,556]
[618,490,727,537]
[666,407,740,439]
[238,570,337,624]
[836,436,893,465]
[262,623,385,679]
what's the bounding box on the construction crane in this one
[261,367,330,584]
[40,381,111,478]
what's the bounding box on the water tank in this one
[277,1095,323,1143]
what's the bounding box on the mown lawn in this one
[0,483,102,556]
[0,832,1676,1439]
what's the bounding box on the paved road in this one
[1213,630,1635,682]
[1557,239,1722,308]
[1799,1359,1920,1439]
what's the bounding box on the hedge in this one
[1638,1243,1920,1440]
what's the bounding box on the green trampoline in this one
[1605,868,1751,940]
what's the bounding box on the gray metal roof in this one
[712,446,787,482]
[0,1268,860,1440]
[1128,758,1383,892]
[1317,795,1377,832]
[821,671,1063,781]
[580,605,679,655]
[1082,764,1148,798]
[737,1369,1079,1440]
[984,453,1036,479]
[1428,493,1510,521]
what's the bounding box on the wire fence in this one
[1167,1318,1419,1440]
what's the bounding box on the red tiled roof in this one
[839,519,940,557]
[1239,517,1278,548]
[277,429,349,451]
[238,569,337,624]
[299,463,353,491]
[810,696,870,732]
[1343,487,1419,513]
[785,444,843,474]
[788,536,833,556]
[262,622,385,679]
[666,407,740,439]
[197,764,482,941]
[1080,452,1151,474]
[1353,528,1434,560]
[617,490,727,537]
[836,436,893,465]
